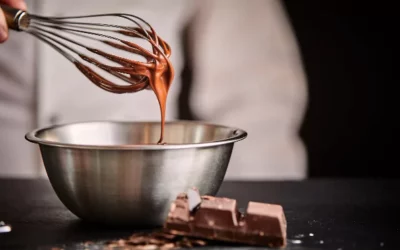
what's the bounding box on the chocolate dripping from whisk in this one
[122,30,174,144]
[74,28,174,144]
[23,12,173,143]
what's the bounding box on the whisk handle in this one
[0,4,30,31]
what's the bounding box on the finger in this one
[1,0,27,10]
[0,9,8,43]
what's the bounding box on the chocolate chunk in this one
[245,202,287,240]
[160,243,175,249]
[187,188,202,212]
[164,194,287,247]
[192,239,207,246]
[194,197,238,228]
[151,232,177,240]
[165,196,191,232]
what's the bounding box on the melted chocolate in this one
[74,27,174,144]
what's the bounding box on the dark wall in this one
[282,1,397,178]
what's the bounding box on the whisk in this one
[0,4,174,94]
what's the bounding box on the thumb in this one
[0,9,9,43]
[1,0,27,11]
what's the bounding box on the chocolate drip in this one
[75,27,174,144]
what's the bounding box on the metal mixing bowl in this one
[25,121,247,225]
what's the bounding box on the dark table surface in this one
[0,179,399,250]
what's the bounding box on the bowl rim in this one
[25,120,248,150]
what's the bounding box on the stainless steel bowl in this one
[25,121,247,226]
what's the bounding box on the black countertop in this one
[0,179,399,249]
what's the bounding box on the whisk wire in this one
[29,25,149,87]
[30,30,76,63]
[29,13,155,42]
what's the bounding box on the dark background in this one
[282,1,396,178]
[179,1,397,179]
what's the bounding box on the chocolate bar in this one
[164,189,287,248]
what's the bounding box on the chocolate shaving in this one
[103,231,209,249]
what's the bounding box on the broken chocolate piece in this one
[164,194,287,248]
[164,196,191,233]
[194,197,238,228]
[245,202,287,239]
[187,188,201,212]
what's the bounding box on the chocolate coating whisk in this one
[0,4,173,94]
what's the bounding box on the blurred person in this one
[0,0,307,180]
[0,0,38,177]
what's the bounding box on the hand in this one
[0,0,26,43]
